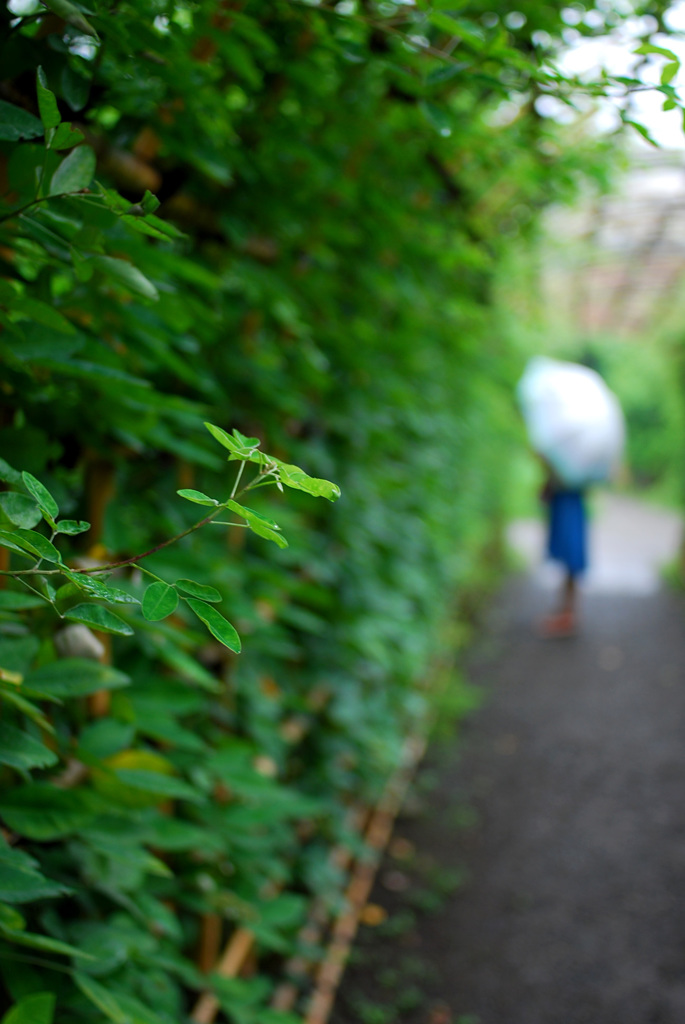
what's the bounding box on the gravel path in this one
[333,494,685,1024]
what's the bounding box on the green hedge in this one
[0,1,675,1021]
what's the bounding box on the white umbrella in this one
[517,357,625,489]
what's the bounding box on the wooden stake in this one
[271,806,367,1013]
[303,735,426,1024]
[196,913,223,975]
[83,455,115,718]
[191,735,425,1024]
[190,928,255,1024]
[84,455,116,552]
[87,632,112,718]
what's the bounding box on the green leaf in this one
[121,214,179,241]
[123,211,184,241]
[21,472,59,522]
[661,62,679,86]
[623,119,659,147]
[49,121,86,151]
[225,500,289,549]
[141,190,160,214]
[0,102,43,143]
[49,145,96,195]
[0,530,62,564]
[427,62,468,87]
[54,519,90,535]
[247,521,288,548]
[176,489,219,506]
[74,974,167,1024]
[0,926,93,958]
[12,297,76,335]
[20,530,62,563]
[0,460,22,487]
[77,719,134,759]
[113,770,203,802]
[225,499,280,530]
[0,850,68,904]
[74,974,128,1024]
[0,534,34,560]
[1,992,55,1024]
[142,816,215,851]
[142,582,179,621]
[204,422,260,458]
[150,635,220,691]
[428,11,485,48]
[420,101,453,137]
[65,604,134,636]
[0,690,53,734]
[41,0,99,38]
[23,659,130,699]
[174,579,222,603]
[0,785,98,840]
[59,571,139,604]
[90,256,159,301]
[0,592,45,611]
[61,65,91,112]
[232,428,261,449]
[0,635,39,674]
[17,529,62,562]
[0,724,58,772]
[36,68,60,132]
[0,903,25,930]
[273,459,341,501]
[634,43,679,61]
[137,716,206,752]
[0,494,41,530]
[185,599,241,653]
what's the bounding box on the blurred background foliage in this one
[501,178,685,512]
[0,0,679,1021]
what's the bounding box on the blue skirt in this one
[548,491,587,576]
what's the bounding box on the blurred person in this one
[539,462,587,637]
[518,357,624,638]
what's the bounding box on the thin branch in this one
[0,508,221,577]
[0,568,63,576]
[17,575,54,605]
[0,460,264,578]
[284,0,469,66]
[0,191,79,225]
[230,459,246,499]
[78,507,223,572]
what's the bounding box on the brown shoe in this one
[538,610,577,638]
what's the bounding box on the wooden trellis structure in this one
[542,148,685,338]
[189,736,427,1024]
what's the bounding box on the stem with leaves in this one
[0,424,340,651]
